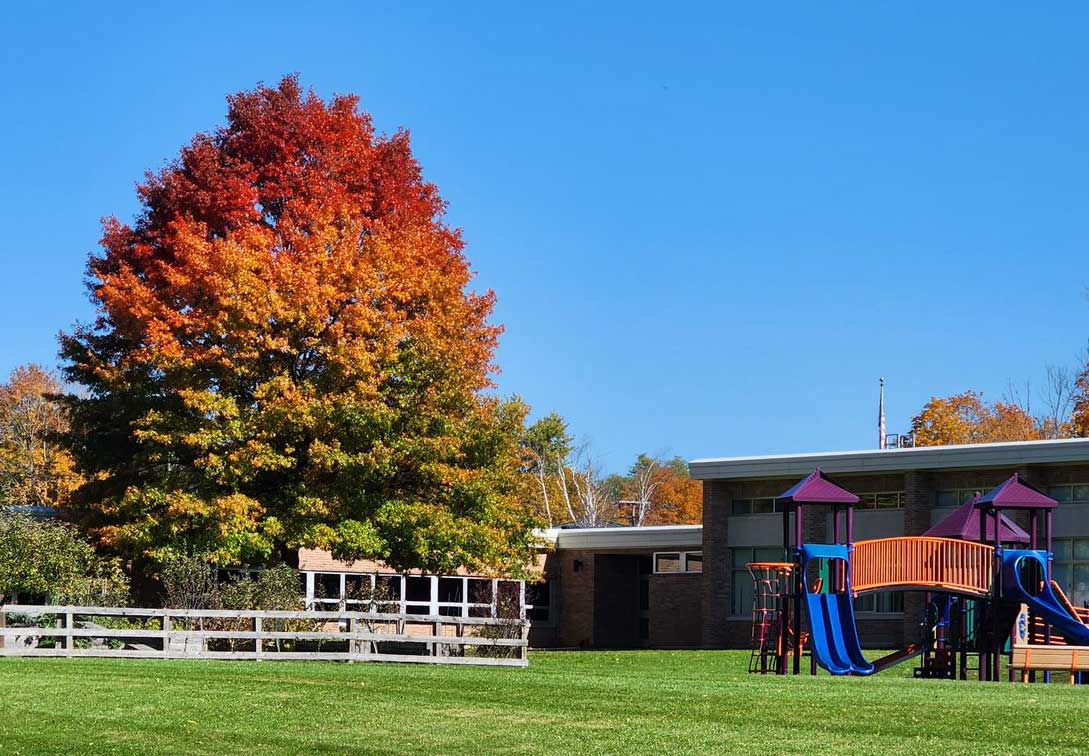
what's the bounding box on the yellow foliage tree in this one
[0,365,81,509]
[911,391,1042,446]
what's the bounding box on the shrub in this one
[160,558,309,651]
[0,512,129,606]
[160,556,218,610]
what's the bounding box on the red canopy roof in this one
[975,473,1057,510]
[925,495,1030,543]
[776,468,859,505]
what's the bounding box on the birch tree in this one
[557,445,615,527]
[522,413,572,528]
[628,454,661,526]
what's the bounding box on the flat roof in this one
[689,437,1089,481]
[540,525,703,551]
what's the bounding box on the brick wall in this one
[557,548,595,648]
[649,574,702,647]
[702,480,732,647]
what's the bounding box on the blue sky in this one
[2,3,1087,472]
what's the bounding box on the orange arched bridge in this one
[850,537,996,597]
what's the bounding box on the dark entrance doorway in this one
[592,554,645,648]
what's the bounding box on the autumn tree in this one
[647,457,702,525]
[59,76,538,576]
[618,454,701,526]
[911,391,1042,446]
[1074,369,1089,437]
[0,365,81,509]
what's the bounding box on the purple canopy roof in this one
[776,468,860,505]
[975,473,1057,510]
[926,495,1030,544]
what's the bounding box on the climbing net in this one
[746,562,794,674]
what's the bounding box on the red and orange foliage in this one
[60,77,537,574]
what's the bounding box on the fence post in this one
[0,609,5,650]
[348,616,358,663]
[162,611,172,657]
[254,615,262,661]
[434,618,442,658]
[65,610,74,656]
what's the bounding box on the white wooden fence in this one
[0,605,528,667]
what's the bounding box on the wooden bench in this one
[1011,644,1089,684]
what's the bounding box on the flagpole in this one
[878,377,886,450]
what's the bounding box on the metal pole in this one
[795,504,803,551]
[993,508,1002,683]
[831,505,839,593]
[1045,509,1053,682]
[782,508,790,560]
[793,503,802,676]
[978,505,989,681]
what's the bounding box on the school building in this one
[540,437,1089,649]
[297,438,1089,650]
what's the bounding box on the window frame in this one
[302,571,528,618]
[653,551,703,574]
[525,580,554,626]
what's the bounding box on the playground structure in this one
[746,469,1089,683]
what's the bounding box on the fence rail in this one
[851,537,995,597]
[0,604,528,667]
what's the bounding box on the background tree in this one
[617,454,701,526]
[59,76,538,576]
[626,454,661,526]
[1038,364,1077,439]
[647,457,702,525]
[1074,366,1089,437]
[557,445,615,527]
[521,412,572,528]
[912,390,1042,446]
[0,365,81,509]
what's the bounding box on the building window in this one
[855,491,904,510]
[314,572,343,602]
[731,547,786,616]
[654,553,682,573]
[1052,538,1089,608]
[732,498,779,515]
[685,552,703,573]
[525,581,552,625]
[376,575,402,602]
[935,488,985,508]
[853,591,904,614]
[303,571,530,618]
[733,492,903,514]
[1047,485,1089,505]
[654,551,702,574]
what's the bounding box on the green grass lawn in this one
[1,651,1087,755]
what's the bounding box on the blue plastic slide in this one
[1001,549,1089,646]
[799,544,875,676]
